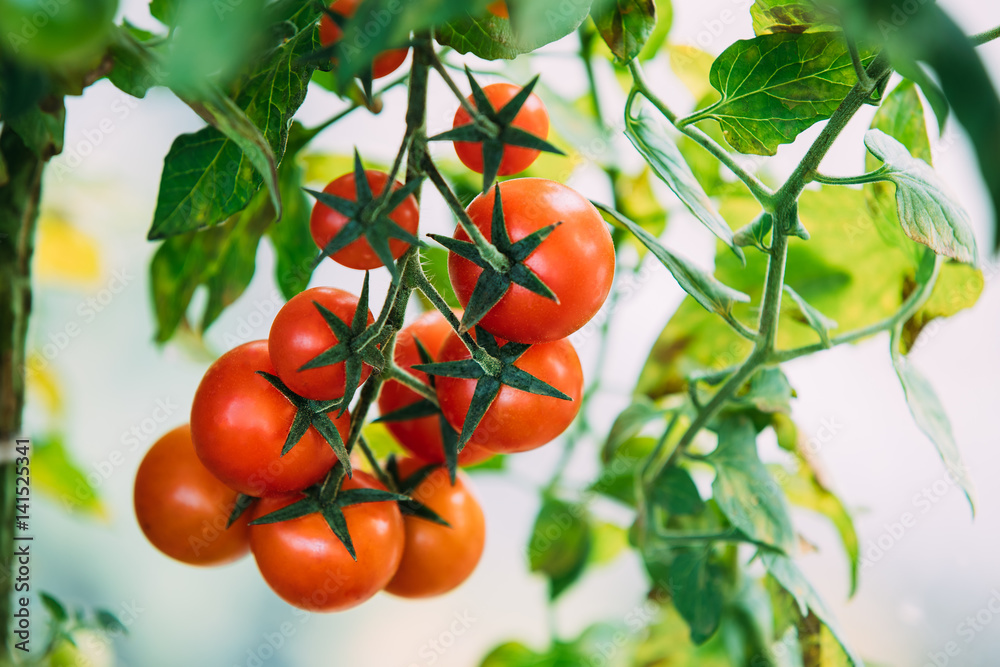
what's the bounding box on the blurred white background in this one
[24,0,1000,665]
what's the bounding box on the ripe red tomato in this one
[486,1,508,18]
[434,330,583,453]
[378,311,494,466]
[190,341,350,497]
[386,459,486,598]
[250,471,404,612]
[310,170,420,270]
[319,0,409,79]
[268,287,375,401]
[452,83,549,176]
[134,425,251,566]
[449,178,615,343]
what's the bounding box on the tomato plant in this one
[250,471,404,612]
[449,179,616,343]
[269,286,376,401]
[385,459,486,598]
[133,425,251,566]
[377,310,494,465]
[190,341,349,497]
[4,0,1000,664]
[452,83,550,177]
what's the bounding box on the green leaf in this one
[638,0,672,60]
[149,185,271,342]
[864,129,978,266]
[591,0,657,63]
[149,2,320,239]
[267,144,315,300]
[749,1,839,35]
[33,434,106,518]
[687,32,871,156]
[93,609,127,635]
[651,465,705,516]
[107,28,160,99]
[623,108,740,256]
[596,203,749,317]
[637,187,915,399]
[783,285,837,348]
[901,262,983,354]
[588,521,629,566]
[762,553,862,666]
[736,367,795,415]
[892,335,975,514]
[437,0,593,61]
[592,436,657,507]
[5,99,65,159]
[670,548,725,645]
[149,0,179,25]
[708,415,794,552]
[893,59,949,134]
[733,212,772,252]
[41,592,68,623]
[602,398,663,463]
[528,496,592,600]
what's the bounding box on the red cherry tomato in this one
[386,459,486,598]
[190,341,349,497]
[250,472,404,612]
[310,170,420,270]
[319,0,409,79]
[486,1,508,18]
[448,178,615,343]
[452,82,550,176]
[134,425,251,566]
[268,287,375,401]
[434,330,583,453]
[378,311,494,466]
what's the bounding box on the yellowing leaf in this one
[26,359,64,417]
[669,44,717,103]
[34,434,108,520]
[34,213,101,285]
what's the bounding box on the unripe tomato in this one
[434,330,583,453]
[310,170,420,270]
[378,310,494,466]
[386,459,486,598]
[250,472,405,612]
[268,286,375,401]
[0,0,118,64]
[190,341,349,497]
[449,178,615,343]
[319,0,409,79]
[134,425,251,566]
[452,83,549,177]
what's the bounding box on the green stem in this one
[972,25,1000,46]
[810,165,889,186]
[0,127,44,660]
[420,156,510,273]
[425,48,495,135]
[383,363,439,404]
[408,269,478,352]
[356,436,393,490]
[628,61,775,207]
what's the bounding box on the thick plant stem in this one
[0,127,44,659]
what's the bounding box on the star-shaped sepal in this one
[293,271,385,412]
[375,337,465,481]
[428,68,564,192]
[248,464,410,560]
[256,369,357,479]
[385,456,452,527]
[428,184,561,333]
[413,328,572,451]
[305,150,423,283]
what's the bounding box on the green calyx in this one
[428,68,564,192]
[248,464,410,560]
[305,150,423,283]
[414,327,572,450]
[428,183,560,333]
[384,456,452,527]
[295,271,385,412]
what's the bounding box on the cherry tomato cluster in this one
[134,9,615,614]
